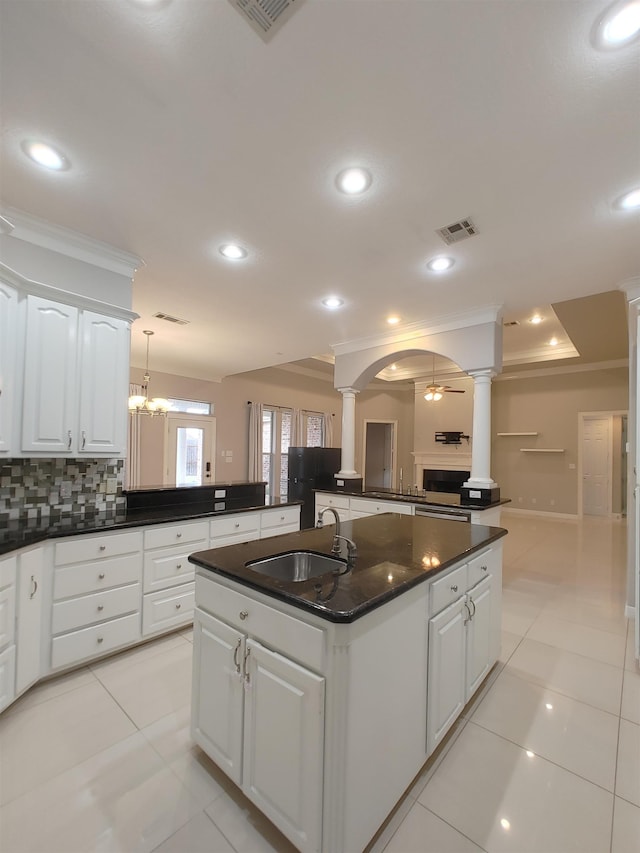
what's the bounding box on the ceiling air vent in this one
[228,0,304,41]
[436,217,478,245]
[153,312,190,326]
[503,320,520,327]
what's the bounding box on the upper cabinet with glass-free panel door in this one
[0,279,18,453]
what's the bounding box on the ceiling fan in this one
[424,356,466,401]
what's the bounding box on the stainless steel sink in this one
[245,550,347,582]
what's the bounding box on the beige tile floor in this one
[0,513,638,853]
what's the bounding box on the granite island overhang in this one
[188,512,508,623]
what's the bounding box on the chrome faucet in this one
[316,507,357,563]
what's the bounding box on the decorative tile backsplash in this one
[0,458,126,524]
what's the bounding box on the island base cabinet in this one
[191,609,244,785]
[427,598,467,755]
[192,608,325,853]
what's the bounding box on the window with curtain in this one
[301,410,325,446]
[262,406,292,499]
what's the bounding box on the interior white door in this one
[363,420,396,490]
[165,415,216,486]
[582,417,611,516]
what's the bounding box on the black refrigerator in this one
[287,447,342,529]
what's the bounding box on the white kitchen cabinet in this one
[0,554,17,712]
[210,511,261,547]
[77,310,130,455]
[350,496,413,518]
[314,492,350,524]
[0,280,18,453]
[426,551,498,755]
[22,295,78,454]
[51,530,142,670]
[192,597,325,853]
[259,505,300,537]
[20,295,130,456]
[15,547,44,695]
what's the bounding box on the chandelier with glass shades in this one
[128,330,170,416]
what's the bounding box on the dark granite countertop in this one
[0,497,301,556]
[315,487,509,512]
[189,513,507,623]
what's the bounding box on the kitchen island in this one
[189,513,507,853]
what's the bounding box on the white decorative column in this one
[464,369,498,490]
[336,387,360,478]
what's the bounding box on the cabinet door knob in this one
[451,584,458,592]
[280,515,285,521]
[176,532,182,538]
[176,563,182,570]
[234,522,240,528]
[99,545,106,551]
[98,572,105,580]
[480,565,488,572]
[97,604,104,611]
[97,637,104,644]
[175,603,182,610]
[239,610,249,620]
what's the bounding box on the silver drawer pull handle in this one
[98,572,105,580]
[175,603,182,610]
[280,515,285,521]
[30,576,38,599]
[99,545,106,551]
[176,563,182,570]
[81,430,86,450]
[67,430,72,449]
[97,637,104,644]
[239,610,248,621]
[233,638,242,675]
[481,565,488,571]
[97,604,104,611]
[244,647,251,684]
[234,522,240,528]
[176,532,182,538]
[451,584,458,592]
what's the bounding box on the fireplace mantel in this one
[412,451,472,487]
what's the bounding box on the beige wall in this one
[492,367,629,516]
[131,366,414,488]
[413,376,475,460]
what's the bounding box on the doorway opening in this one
[164,414,216,487]
[363,420,397,491]
[578,411,627,518]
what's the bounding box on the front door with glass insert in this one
[166,415,216,486]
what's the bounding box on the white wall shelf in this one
[496,432,539,436]
[520,448,565,453]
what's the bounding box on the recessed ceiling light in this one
[387,316,400,325]
[335,167,372,195]
[594,1,640,48]
[21,140,69,171]
[219,243,247,260]
[529,314,543,324]
[322,296,344,309]
[427,256,454,272]
[615,187,640,210]
[549,338,558,346]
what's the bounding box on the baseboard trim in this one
[501,507,579,520]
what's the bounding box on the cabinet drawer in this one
[51,583,140,635]
[55,530,142,566]
[316,493,350,511]
[54,552,142,600]
[210,512,261,541]
[143,542,202,593]
[430,564,468,616]
[0,644,16,712]
[0,554,16,589]
[144,520,209,551]
[260,506,300,531]
[468,548,497,589]
[350,497,412,516]
[51,612,141,670]
[0,583,16,651]
[142,582,195,636]
[195,576,325,673]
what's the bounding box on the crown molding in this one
[495,358,628,382]
[331,305,503,357]
[0,207,143,278]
